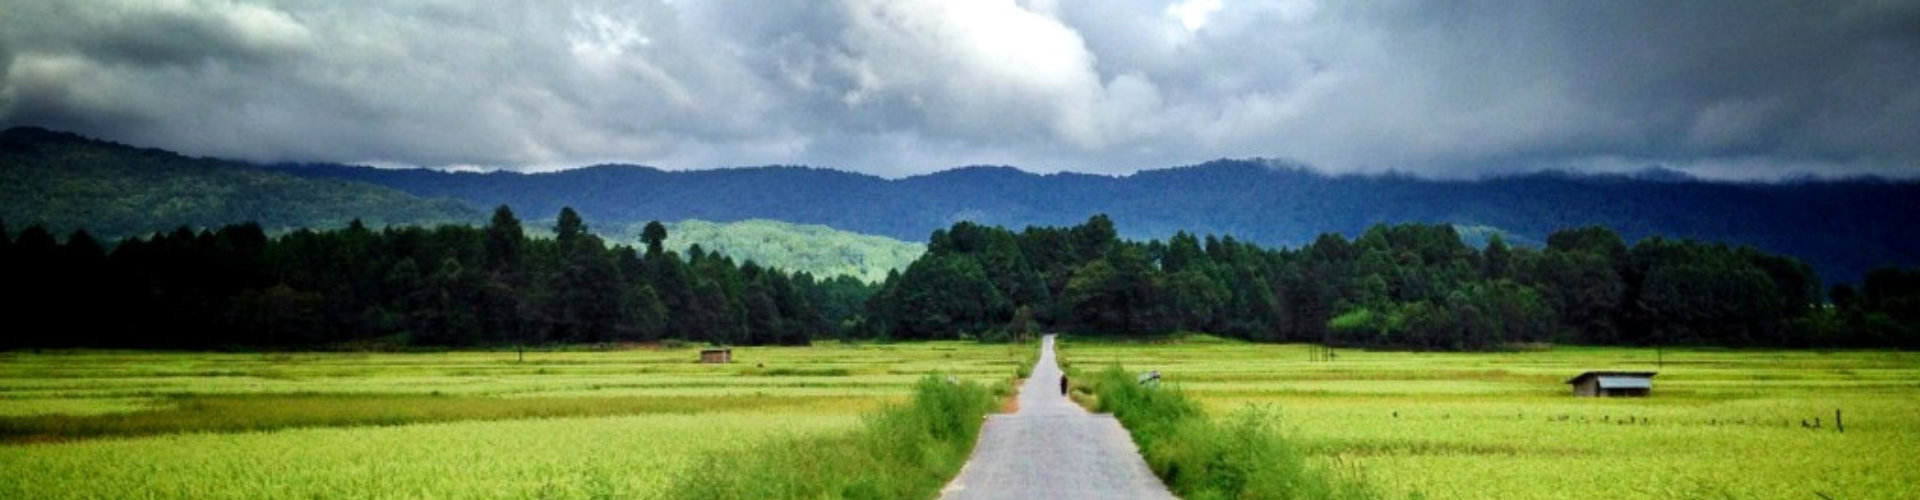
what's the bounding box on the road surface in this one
[940,335,1177,500]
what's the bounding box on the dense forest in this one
[866,216,1920,349]
[0,208,873,350]
[4,211,1915,350]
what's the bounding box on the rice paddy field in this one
[7,339,1915,499]
[1060,337,1920,499]
[0,343,1028,499]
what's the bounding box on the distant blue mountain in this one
[273,159,1919,285]
[32,121,1904,285]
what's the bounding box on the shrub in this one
[665,375,1000,499]
[1089,366,1376,500]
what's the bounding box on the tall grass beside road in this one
[1087,366,1378,500]
[666,375,1003,499]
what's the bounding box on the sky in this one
[2,0,1916,180]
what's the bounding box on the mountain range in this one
[275,159,1918,285]
[3,126,1914,286]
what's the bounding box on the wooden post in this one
[518,345,524,363]
[1836,409,1844,433]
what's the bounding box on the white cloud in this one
[833,0,1105,146]
[1166,0,1222,32]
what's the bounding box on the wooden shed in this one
[1566,371,1655,397]
[699,348,732,364]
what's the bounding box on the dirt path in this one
[940,335,1177,500]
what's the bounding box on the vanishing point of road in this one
[940,335,1177,500]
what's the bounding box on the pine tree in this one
[642,221,669,257]
[485,205,524,273]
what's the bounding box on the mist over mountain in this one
[276,158,1919,285]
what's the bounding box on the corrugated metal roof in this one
[1596,376,1652,390]
[1566,371,1657,384]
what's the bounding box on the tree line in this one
[0,207,873,349]
[4,211,1915,350]
[865,216,1919,349]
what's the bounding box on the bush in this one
[1014,343,1040,379]
[1089,366,1376,500]
[665,375,1000,499]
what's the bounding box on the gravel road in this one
[940,335,1177,500]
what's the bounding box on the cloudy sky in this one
[2,0,1916,179]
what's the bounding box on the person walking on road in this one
[1059,374,1068,395]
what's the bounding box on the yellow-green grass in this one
[1061,337,1920,499]
[0,393,876,442]
[0,343,1024,414]
[0,341,1027,498]
[0,343,1024,401]
[667,375,1003,499]
[1,412,856,499]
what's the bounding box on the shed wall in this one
[1573,378,1600,396]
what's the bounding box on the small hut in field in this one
[699,348,732,364]
[1566,371,1655,397]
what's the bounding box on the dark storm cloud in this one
[2,0,1915,179]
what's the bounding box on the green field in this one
[1061,337,1920,499]
[7,341,1916,499]
[0,343,1025,499]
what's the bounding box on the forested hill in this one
[0,127,923,281]
[0,127,479,239]
[276,160,1920,285]
[528,219,924,283]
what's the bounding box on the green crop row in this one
[0,393,877,443]
[1,412,857,499]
